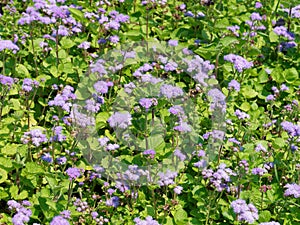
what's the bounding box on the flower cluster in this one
[22,78,39,92]
[0,74,15,87]
[234,109,250,120]
[139,97,158,109]
[157,170,178,186]
[66,167,84,180]
[224,54,253,72]
[21,129,48,147]
[202,163,236,192]
[134,216,160,225]
[50,126,66,142]
[0,39,19,52]
[8,200,32,225]
[284,183,300,198]
[207,88,226,113]
[48,85,76,113]
[228,79,240,92]
[108,111,132,129]
[231,199,259,224]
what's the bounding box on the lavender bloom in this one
[255,143,267,152]
[255,2,263,8]
[174,121,192,133]
[0,74,14,87]
[0,40,19,52]
[84,98,101,113]
[228,138,241,145]
[139,98,158,109]
[98,137,110,146]
[164,61,178,72]
[207,88,226,113]
[109,35,119,43]
[108,111,132,129]
[21,129,48,147]
[8,200,32,225]
[124,82,136,94]
[273,26,294,40]
[280,84,289,91]
[158,170,178,186]
[106,143,119,151]
[231,199,259,224]
[259,222,280,225]
[160,84,184,99]
[41,153,53,163]
[194,159,207,168]
[143,149,156,158]
[56,156,67,165]
[202,164,236,192]
[50,126,66,142]
[284,183,300,198]
[60,210,71,219]
[50,216,69,225]
[168,40,178,47]
[22,78,39,92]
[78,41,90,50]
[115,180,130,192]
[69,105,95,128]
[94,80,113,94]
[266,94,275,102]
[250,12,262,21]
[174,186,183,194]
[224,54,253,72]
[174,149,186,161]
[281,121,300,137]
[227,25,240,36]
[234,109,250,120]
[228,79,240,91]
[106,196,120,207]
[66,167,83,180]
[134,216,160,225]
[168,105,186,119]
[252,167,267,176]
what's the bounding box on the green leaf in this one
[269,31,279,42]
[271,66,284,83]
[241,86,258,99]
[15,64,30,78]
[239,102,251,112]
[220,36,239,47]
[0,168,8,184]
[259,210,271,222]
[273,138,286,148]
[60,37,75,49]
[0,156,13,168]
[284,67,299,83]
[258,70,269,83]
[173,207,188,224]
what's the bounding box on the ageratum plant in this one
[0,0,300,225]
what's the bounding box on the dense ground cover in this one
[0,0,300,224]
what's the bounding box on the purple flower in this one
[109,35,119,43]
[259,222,280,225]
[106,196,120,207]
[194,159,207,168]
[250,12,262,21]
[50,126,66,142]
[174,121,192,133]
[78,41,90,50]
[273,26,294,40]
[106,143,119,151]
[168,40,178,47]
[139,98,157,109]
[255,144,267,152]
[41,153,53,163]
[94,80,113,94]
[281,121,300,137]
[227,25,240,36]
[50,216,69,225]
[66,167,83,180]
[280,84,289,91]
[207,88,226,113]
[255,2,263,8]
[60,210,71,219]
[284,183,300,198]
[21,129,48,147]
[108,111,132,129]
[174,185,183,194]
[224,54,253,72]
[252,167,267,176]
[234,109,250,120]
[124,82,136,94]
[143,149,156,158]
[174,148,186,161]
[84,98,101,113]
[134,216,160,225]
[231,199,259,224]
[160,84,183,99]
[266,94,275,102]
[56,156,67,165]
[228,79,240,91]
[0,74,14,87]
[98,137,110,146]
[22,78,39,92]
[0,39,19,52]
[158,170,177,186]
